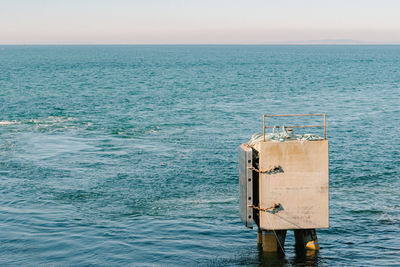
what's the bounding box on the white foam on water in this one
[0,121,19,125]
[183,197,236,205]
[29,116,76,124]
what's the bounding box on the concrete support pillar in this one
[257,228,263,246]
[261,230,287,252]
[294,229,320,250]
[262,231,277,252]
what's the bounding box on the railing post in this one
[263,115,266,142]
[323,114,326,140]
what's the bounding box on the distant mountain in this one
[268,39,363,45]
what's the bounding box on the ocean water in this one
[0,45,399,266]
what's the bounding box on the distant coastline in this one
[265,39,365,45]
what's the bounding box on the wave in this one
[0,121,20,125]
[112,125,160,138]
[0,116,92,133]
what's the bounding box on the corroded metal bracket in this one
[249,165,284,175]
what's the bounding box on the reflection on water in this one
[258,248,287,266]
[257,246,321,266]
[293,248,320,267]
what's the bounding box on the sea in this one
[0,45,399,266]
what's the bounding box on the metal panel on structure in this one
[238,144,253,228]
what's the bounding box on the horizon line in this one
[1,43,400,46]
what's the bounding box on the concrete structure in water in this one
[239,114,329,252]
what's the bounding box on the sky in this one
[1,0,399,44]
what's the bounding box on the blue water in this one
[0,45,399,266]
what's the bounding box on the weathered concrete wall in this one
[254,140,329,230]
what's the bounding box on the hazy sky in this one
[1,0,399,44]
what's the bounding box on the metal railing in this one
[263,114,326,142]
